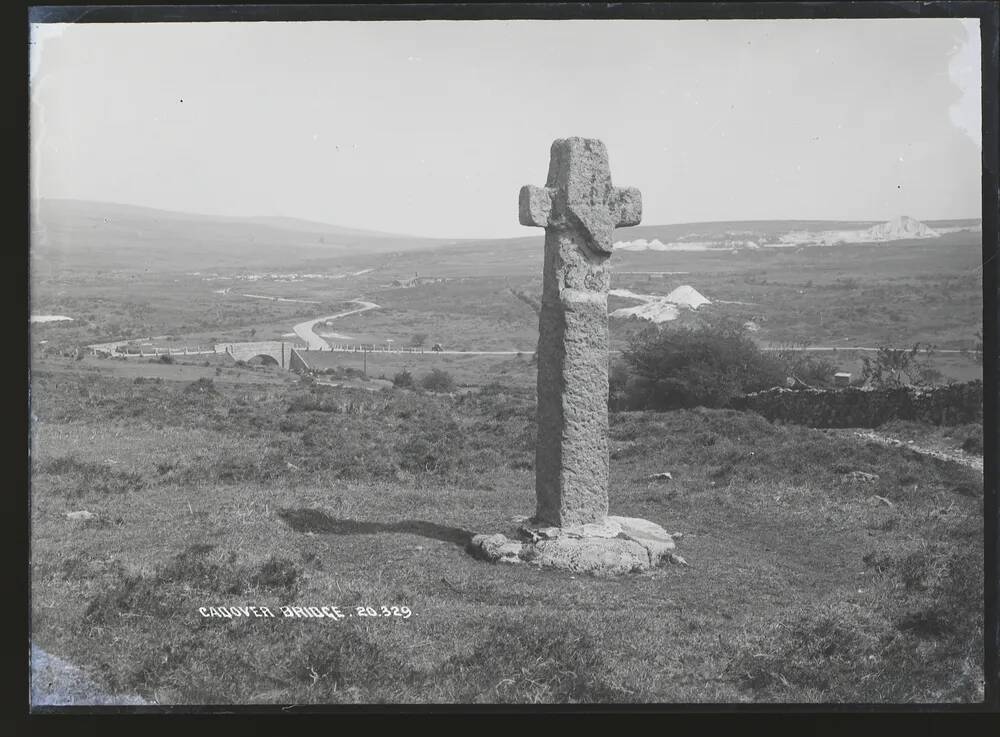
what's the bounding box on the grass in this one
[39,457,146,497]
[726,539,982,701]
[29,358,984,704]
[296,351,536,390]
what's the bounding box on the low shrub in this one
[397,412,466,473]
[961,435,983,455]
[251,556,300,590]
[614,324,786,410]
[730,542,982,702]
[945,423,984,455]
[770,343,838,387]
[785,353,837,387]
[286,391,339,413]
[860,344,942,389]
[155,546,300,596]
[84,575,172,623]
[420,368,455,393]
[183,377,218,396]
[392,370,414,388]
[38,456,145,496]
[320,366,367,380]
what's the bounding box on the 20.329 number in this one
[356,606,412,619]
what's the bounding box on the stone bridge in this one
[215,341,298,369]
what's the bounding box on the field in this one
[297,351,535,390]
[607,232,984,351]
[29,205,985,705]
[29,355,983,704]
[32,223,983,369]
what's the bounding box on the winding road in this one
[292,300,380,350]
[760,343,971,354]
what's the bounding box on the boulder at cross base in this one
[609,515,676,561]
[468,515,677,576]
[528,536,651,576]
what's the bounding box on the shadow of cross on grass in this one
[277,508,475,548]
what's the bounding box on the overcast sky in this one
[30,18,982,238]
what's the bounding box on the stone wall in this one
[729,381,982,428]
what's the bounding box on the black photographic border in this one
[10,0,1000,728]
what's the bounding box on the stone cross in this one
[519,138,641,528]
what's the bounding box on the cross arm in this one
[610,186,642,228]
[519,185,554,228]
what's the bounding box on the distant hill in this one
[30,199,461,273]
[612,216,981,252]
[240,215,417,240]
[393,215,981,279]
[777,215,977,247]
[29,199,982,275]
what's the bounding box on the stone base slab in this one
[468,515,679,576]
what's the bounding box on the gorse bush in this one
[319,366,366,380]
[392,370,414,388]
[772,342,838,387]
[286,390,339,413]
[397,408,466,473]
[420,368,455,393]
[184,377,218,396]
[612,323,786,410]
[860,344,943,389]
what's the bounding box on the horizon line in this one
[32,195,985,242]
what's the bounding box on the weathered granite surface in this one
[467,138,681,577]
[520,137,642,528]
[468,516,677,576]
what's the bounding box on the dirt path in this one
[292,300,380,350]
[31,643,148,706]
[848,430,983,473]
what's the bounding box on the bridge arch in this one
[215,341,295,369]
